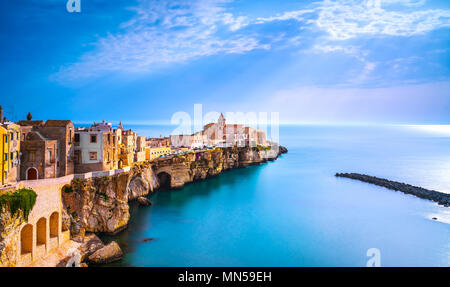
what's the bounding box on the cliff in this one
[0,207,24,267]
[62,145,287,235]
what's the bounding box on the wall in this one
[76,132,103,164]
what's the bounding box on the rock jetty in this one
[335,173,450,207]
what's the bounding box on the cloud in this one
[316,0,450,40]
[52,0,450,82]
[255,9,316,23]
[53,0,268,82]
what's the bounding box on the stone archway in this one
[20,224,33,255]
[26,167,38,180]
[36,217,47,246]
[50,212,59,238]
[157,172,171,190]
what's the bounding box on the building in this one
[73,121,119,173]
[20,131,58,180]
[119,129,137,167]
[135,136,147,162]
[18,116,75,179]
[146,136,170,148]
[146,146,172,161]
[170,114,268,148]
[0,108,21,185]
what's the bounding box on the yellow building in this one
[146,146,172,161]
[1,122,21,185]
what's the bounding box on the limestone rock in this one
[87,241,123,265]
[279,146,288,154]
[137,196,153,206]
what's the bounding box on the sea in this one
[100,124,450,267]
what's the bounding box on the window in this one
[4,135,7,144]
[89,152,97,161]
[90,134,97,143]
[29,151,36,162]
[4,153,7,161]
[108,134,111,144]
[74,133,80,143]
[74,150,81,164]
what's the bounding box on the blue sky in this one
[0,0,449,124]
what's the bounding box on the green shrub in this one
[0,188,37,221]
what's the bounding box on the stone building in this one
[170,114,268,148]
[146,137,170,148]
[18,117,75,179]
[118,129,137,167]
[73,121,119,173]
[135,136,147,162]
[20,131,58,180]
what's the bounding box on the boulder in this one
[279,146,288,154]
[87,241,123,265]
[137,196,153,206]
[79,234,105,260]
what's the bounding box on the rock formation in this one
[0,207,24,267]
[62,146,288,235]
[62,173,131,235]
[87,241,123,265]
[336,173,450,207]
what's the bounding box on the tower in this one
[218,113,226,129]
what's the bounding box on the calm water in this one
[102,125,450,267]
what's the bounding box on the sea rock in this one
[279,146,288,154]
[79,234,105,260]
[137,196,153,206]
[87,241,123,265]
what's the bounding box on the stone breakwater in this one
[335,173,450,207]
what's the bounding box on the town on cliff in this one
[0,106,287,267]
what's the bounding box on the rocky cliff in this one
[62,146,287,235]
[0,207,24,267]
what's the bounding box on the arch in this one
[157,172,171,190]
[26,167,38,180]
[20,224,33,255]
[50,212,59,238]
[36,217,47,246]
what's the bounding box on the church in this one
[172,114,267,148]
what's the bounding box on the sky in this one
[0,0,449,125]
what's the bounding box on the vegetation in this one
[0,188,37,221]
[63,185,73,193]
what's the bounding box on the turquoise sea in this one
[102,124,450,267]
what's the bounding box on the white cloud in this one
[316,0,450,40]
[53,0,450,82]
[255,9,316,23]
[53,0,267,81]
